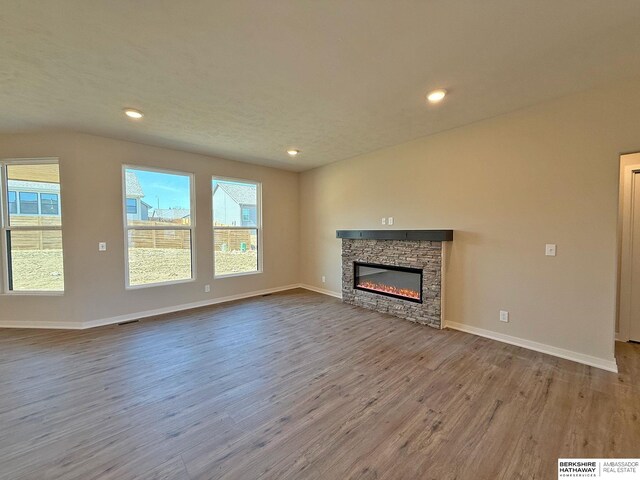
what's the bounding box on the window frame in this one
[0,157,64,296]
[212,175,262,279]
[122,165,196,290]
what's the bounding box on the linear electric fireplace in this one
[353,262,423,303]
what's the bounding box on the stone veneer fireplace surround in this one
[337,230,453,329]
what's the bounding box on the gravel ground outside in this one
[128,248,192,285]
[11,250,64,291]
[214,250,258,276]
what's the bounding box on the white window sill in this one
[2,291,64,296]
[126,278,195,290]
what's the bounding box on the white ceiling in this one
[2,1,640,171]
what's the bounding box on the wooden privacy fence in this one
[127,220,190,249]
[214,230,255,252]
[9,230,62,250]
[8,216,61,250]
[130,230,254,251]
[129,229,191,249]
[10,217,255,251]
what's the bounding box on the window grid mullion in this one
[213,226,259,231]
[127,225,193,231]
[6,226,62,232]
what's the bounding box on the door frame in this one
[618,153,640,342]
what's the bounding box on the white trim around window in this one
[212,175,262,278]
[122,165,196,289]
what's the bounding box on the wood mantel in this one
[336,230,453,241]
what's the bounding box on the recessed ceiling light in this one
[426,89,447,104]
[287,149,300,156]
[124,108,144,119]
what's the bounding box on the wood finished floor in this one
[0,289,638,480]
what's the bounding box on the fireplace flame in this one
[357,281,420,300]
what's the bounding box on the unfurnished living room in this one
[1,2,640,479]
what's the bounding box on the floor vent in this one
[118,319,140,326]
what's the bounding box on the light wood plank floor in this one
[0,289,638,479]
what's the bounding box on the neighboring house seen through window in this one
[9,190,61,216]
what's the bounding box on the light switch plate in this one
[545,244,557,256]
[381,217,386,225]
[98,242,107,252]
[388,217,394,225]
[499,310,509,322]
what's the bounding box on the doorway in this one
[618,153,640,342]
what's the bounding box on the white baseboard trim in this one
[299,284,342,299]
[615,332,628,343]
[0,320,85,330]
[446,321,618,373]
[0,284,301,330]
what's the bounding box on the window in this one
[241,207,251,223]
[40,193,59,215]
[1,160,64,292]
[212,177,261,277]
[126,198,137,214]
[123,166,194,287]
[7,191,16,214]
[19,192,38,214]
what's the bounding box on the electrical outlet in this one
[204,284,210,293]
[98,242,107,252]
[322,276,326,283]
[545,244,557,256]
[388,217,394,225]
[499,310,509,323]
[381,217,386,225]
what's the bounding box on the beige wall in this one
[0,132,299,326]
[300,77,640,363]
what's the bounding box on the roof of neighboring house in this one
[125,171,144,197]
[216,182,257,206]
[150,208,191,220]
[7,180,60,192]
